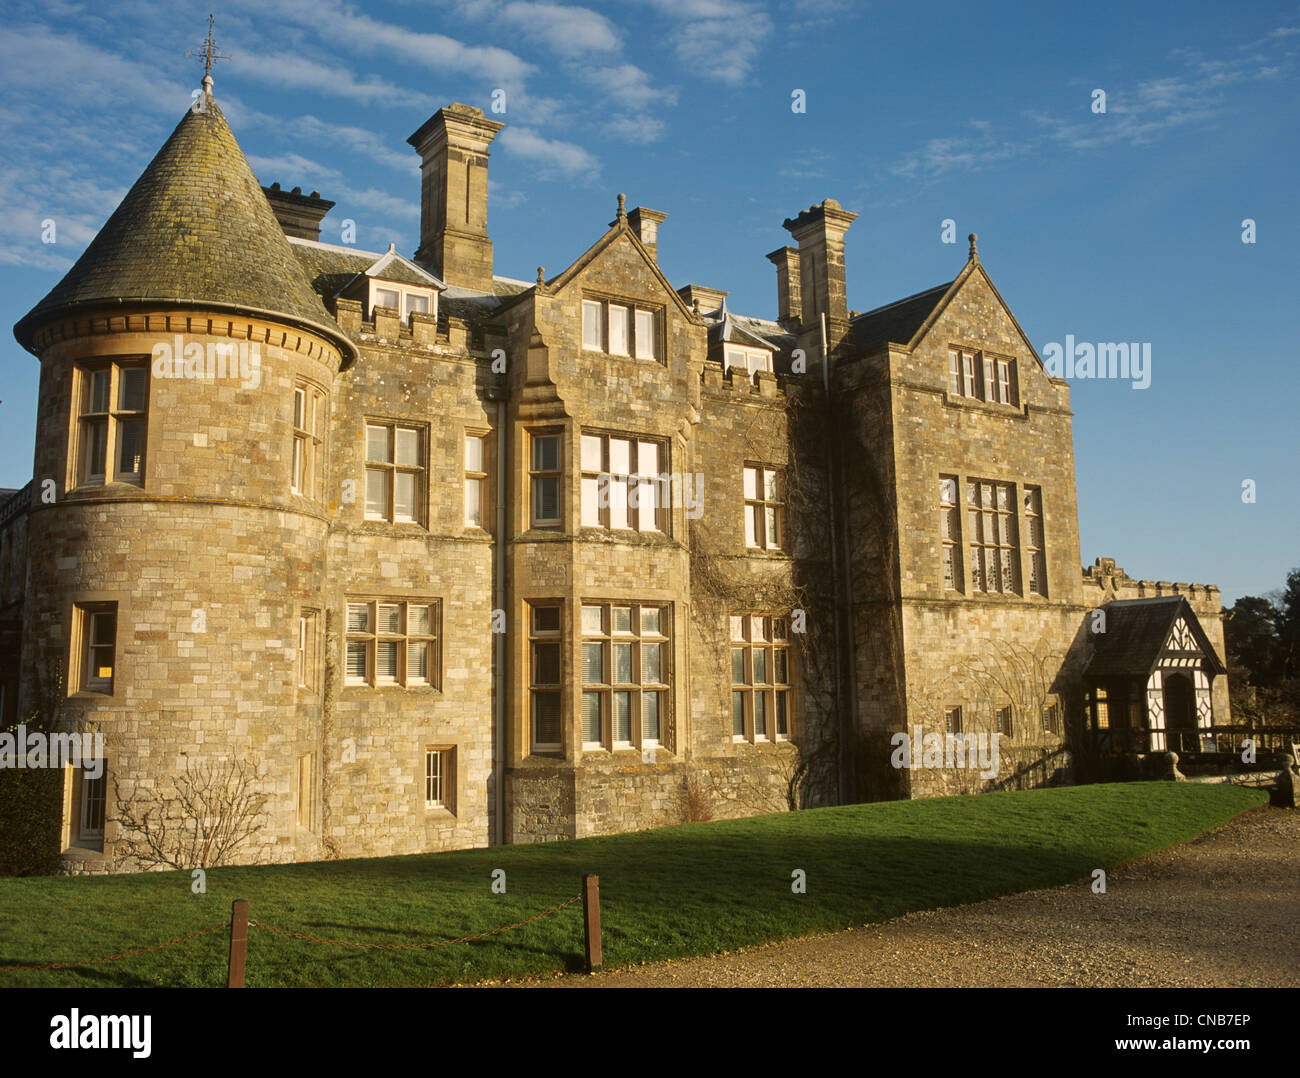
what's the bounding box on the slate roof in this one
[1085,597,1226,679]
[14,91,354,361]
[288,239,446,299]
[700,300,796,371]
[288,240,377,302]
[705,300,776,351]
[847,281,952,356]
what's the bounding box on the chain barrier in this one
[0,893,583,975]
[251,893,582,950]
[0,922,228,973]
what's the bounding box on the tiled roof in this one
[1085,597,1226,679]
[14,92,351,358]
[847,282,952,356]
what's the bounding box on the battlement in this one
[1082,556,1222,611]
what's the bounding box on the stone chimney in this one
[782,199,857,330]
[676,284,729,314]
[627,206,668,263]
[407,103,504,292]
[262,183,335,241]
[765,246,802,327]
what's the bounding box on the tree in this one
[1225,595,1281,684]
[1224,567,1300,731]
[113,755,268,870]
[1277,568,1300,679]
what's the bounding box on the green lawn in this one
[0,782,1265,987]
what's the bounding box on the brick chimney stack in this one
[407,103,504,292]
[782,199,857,334]
[765,245,802,328]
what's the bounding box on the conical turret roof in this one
[14,84,355,363]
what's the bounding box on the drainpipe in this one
[494,396,508,844]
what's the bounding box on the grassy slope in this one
[0,782,1266,987]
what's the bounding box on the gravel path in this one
[529,806,1298,988]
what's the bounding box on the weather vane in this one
[187,13,229,79]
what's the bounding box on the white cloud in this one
[497,125,600,179]
[226,47,435,109]
[642,0,773,84]
[0,24,192,117]
[893,32,1298,180]
[246,151,417,228]
[586,63,678,110]
[498,2,623,57]
[890,128,1021,180]
[228,0,534,83]
[489,179,528,210]
[602,113,667,143]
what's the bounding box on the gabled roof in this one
[844,250,1050,377]
[706,297,777,351]
[499,212,701,322]
[355,245,445,291]
[848,281,951,355]
[14,88,355,364]
[1085,597,1227,679]
[287,238,445,296]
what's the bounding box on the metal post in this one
[227,898,249,988]
[582,874,602,972]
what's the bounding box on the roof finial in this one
[187,13,229,90]
[616,192,626,221]
[968,232,979,263]
[536,266,545,286]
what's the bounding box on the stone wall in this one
[841,264,1089,798]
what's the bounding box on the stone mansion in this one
[0,77,1231,872]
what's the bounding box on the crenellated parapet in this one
[1082,556,1222,613]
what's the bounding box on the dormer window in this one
[724,347,772,380]
[368,281,436,326]
[582,297,660,361]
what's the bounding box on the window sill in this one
[585,347,663,363]
[68,479,145,495]
[424,805,457,818]
[361,517,427,529]
[68,689,113,701]
[61,843,107,858]
[942,392,1025,416]
[342,684,442,693]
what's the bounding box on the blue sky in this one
[0,0,1296,603]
